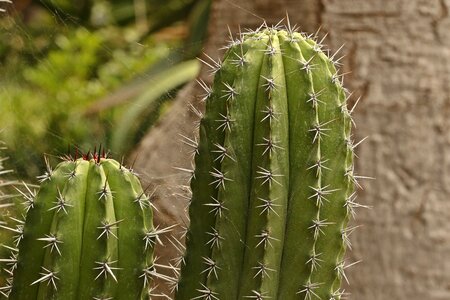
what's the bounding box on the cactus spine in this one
[1,153,158,299]
[176,24,360,300]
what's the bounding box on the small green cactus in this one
[176,23,364,299]
[0,151,161,299]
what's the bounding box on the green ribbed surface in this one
[7,157,154,300]
[176,27,355,300]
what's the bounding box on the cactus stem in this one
[173,165,196,181]
[306,251,323,272]
[142,261,178,285]
[168,236,186,261]
[263,44,278,57]
[10,217,25,225]
[189,103,204,120]
[230,46,247,67]
[260,106,280,123]
[209,168,232,189]
[307,89,325,108]
[307,158,331,177]
[212,143,235,162]
[36,156,53,183]
[330,288,348,300]
[37,234,63,255]
[139,267,153,287]
[261,75,279,91]
[345,167,374,189]
[349,136,368,154]
[143,224,176,250]
[341,225,361,250]
[203,199,223,218]
[64,163,78,180]
[180,134,199,156]
[148,286,171,299]
[134,192,152,210]
[194,283,219,300]
[196,79,213,102]
[97,219,123,240]
[309,218,334,239]
[172,255,186,270]
[0,224,22,234]
[48,188,73,214]
[1,244,18,253]
[169,280,180,294]
[93,296,113,300]
[97,179,114,201]
[0,254,18,268]
[0,285,12,298]
[197,53,222,75]
[15,183,36,212]
[308,185,340,207]
[201,257,220,279]
[220,26,238,51]
[255,230,279,248]
[309,119,335,143]
[345,192,371,218]
[221,82,239,101]
[256,197,281,216]
[215,113,234,132]
[177,26,358,299]
[252,262,275,279]
[94,260,120,282]
[203,196,228,217]
[331,71,350,85]
[296,281,322,299]
[30,267,59,290]
[328,43,345,65]
[244,290,269,299]
[206,228,224,249]
[348,95,361,116]
[255,166,284,187]
[335,260,361,284]
[300,56,317,73]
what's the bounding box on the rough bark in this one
[320,1,450,299]
[133,0,450,299]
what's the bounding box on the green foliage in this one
[176,26,358,299]
[0,23,173,178]
[4,156,156,299]
[0,0,211,180]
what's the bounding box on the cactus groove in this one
[1,153,157,299]
[176,24,359,300]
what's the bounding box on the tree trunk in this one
[133,0,450,299]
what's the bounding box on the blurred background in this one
[0,0,210,179]
[1,0,449,299]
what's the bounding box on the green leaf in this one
[111,59,200,154]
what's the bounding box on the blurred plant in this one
[0,25,173,178]
[0,0,211,180]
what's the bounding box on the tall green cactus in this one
[176,24,363,299]
[0,152,161,299]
